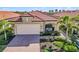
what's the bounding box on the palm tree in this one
[58,16,79,43]
[55,9,58,13]
[0,20,13,40]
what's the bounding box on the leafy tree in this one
[58,16,79,43]
[0,20,13,40]
[49,10,54,14]
[59,10,62,12]
[14,11,27,14]
[62,10,65,12]
[55,9,58,12]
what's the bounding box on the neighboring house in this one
[0,11,20,21]
[52,10,79,25]
[52,10,79,18]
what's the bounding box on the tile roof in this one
[7,17,22,22]
[32,16,44,22]
[29,11,58,21]
[52,10,79,18]
[21,13,33,17]
[0,11,21,21]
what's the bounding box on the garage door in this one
[15,24,40,35]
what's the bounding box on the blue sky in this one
[0,7,79,11]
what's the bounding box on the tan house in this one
[0,11,58,35]
[0,10,79,35]
[20,11,58,32]
[0,11,20,21]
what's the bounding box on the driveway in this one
[4,35,40,52]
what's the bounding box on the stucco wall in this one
[14,16,59,33]
[43,21,58,31]
[32,21,59,32]
[31,22,44,32]
[22,17,33,23]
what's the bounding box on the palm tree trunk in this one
[66,28,69,42]
[3,25,7,40]
[4,30,7,40]
[61,28,69,50]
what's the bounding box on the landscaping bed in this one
[0,31,14,52]
[0,45,7,52]
[40,36,79,52]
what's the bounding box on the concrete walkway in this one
[4,43,40,52]
[4,35,40,52]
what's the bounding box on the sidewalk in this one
[4,43,40,52]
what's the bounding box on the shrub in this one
[53,41,64,48]
[40,31,52,36]
[63,44,78,52]
[48,45,53,52]
[43,46,53,52]
[44,32,52,36]
[53,31,60,36]
[0,45,6,52]
[0,31,14,45]
[54,36,65,42]
[40,39,48,42]
[43,48,49,52]
[41,45,46,49]
[49,38,54,42]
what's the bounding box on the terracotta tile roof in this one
[52,10,79,18]
[21,13,33,17]
[0,11,21,21]
[29,11,58,21]
[42,12,60,19]
[32,16,44,22]
[7,17,22,22]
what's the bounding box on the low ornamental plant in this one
[63,44,78,52]
[53,31,60,36]
[53,41,64,48]
[54,36,65,42]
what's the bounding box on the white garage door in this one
[15,24,40,35]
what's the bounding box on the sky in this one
[0,7,79,11]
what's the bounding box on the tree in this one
[14,11,27,14]
[58,16,79,43]
[49,10,54,14]
[0,20,13,40]
[59,10,62,12]
[57,16,79,50]
[55,9,58,12]
[62,10,65,12]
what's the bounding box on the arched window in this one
[45,23,54,32]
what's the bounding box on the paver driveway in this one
[4,35,40,52]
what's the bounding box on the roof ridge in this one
[30,11,58,21]
[29,12,44,22]
[41,11,59,20]
[27,13,35,17]
[35,16,44,21]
